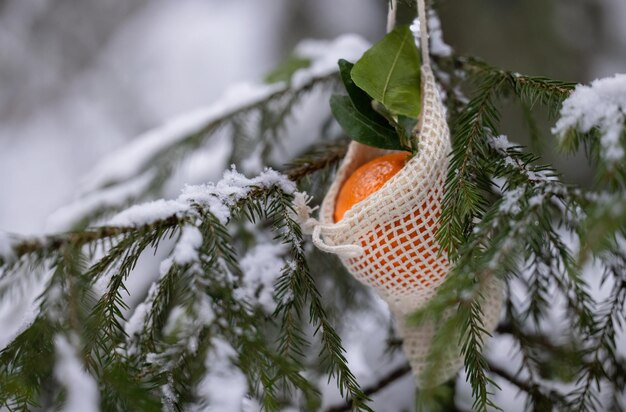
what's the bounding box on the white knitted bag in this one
[301,0,504,386]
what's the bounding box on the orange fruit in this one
[334,152,411,222]
[334,151,447,290]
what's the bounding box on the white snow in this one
[499,187,525,215]
[410,10,453,57]
[0,231,16,262]
[291,34,370,89]
[107,199,188,227]
[0,270,50,351]
[526,169,558,182]
[82,83,283,193]
[488,135,559,183]
[47,171,156,232]
[54,335,100,412]
[124,292,154,340]
[179,167,296,225]
[124,224,208,351]
[410,18,421,47]
[124,256,180,343]
[236,243,286,313]
[553,73,626,163]
[192,338,248,412]
[103,161,293,231]
[428,10,453,57]
[191,294,216,330]
[173,225,204,265]
[241,397,263,412]
[162,305,189,338]
[144,292,215,371]
[489,135,515,151]
[528,194,545,207]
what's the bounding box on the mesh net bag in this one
[301,1,504,386]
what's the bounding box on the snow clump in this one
[107,167,295,227]
[553,73,626,163]
[173,225,204,265]
[499,187,525,215]
[291,34,370,89]
[409,10,452,57]
[54,335,100,412]
[427,10,452,57]
[191,338,248,412]
[236,243,286,313]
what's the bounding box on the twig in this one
[8,216,182,261]
[433,55,575,99]
[496,324,561,353]
[487,361,569,408]
[325,364,412,412]
[283,140,348,182]
[487,363,533,394]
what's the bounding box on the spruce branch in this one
[499,296,575,411]
[438,53,578,258]
[439,69,506,257]
[267,191,372,411]
[570,256,626,411]
[92,73,339,193]
[0,217,183,271]
[439,55,576,108]
[0,144,348,272]
[2,165,374,410]
[283,140,349,183]
[415,134,593,410]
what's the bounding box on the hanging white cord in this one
[387,0,398,33]
[292,192,364,258]
[416,0,431,68]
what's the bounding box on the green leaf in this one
[330,95,410,151]
[264,55,311,84]
[370,101,418,152]
[351,25,421,118]
[337,59,417,151]
[338,59,391,127]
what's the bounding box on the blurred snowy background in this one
[0,0,625,410]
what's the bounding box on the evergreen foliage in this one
[1,2,625,411]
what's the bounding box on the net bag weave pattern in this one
[316,68,504,385]
[319,67,453,309]
[309,7,504,385]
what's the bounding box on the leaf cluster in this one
[330,26,420,153]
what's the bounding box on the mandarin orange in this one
[334,152,411,222]
[334,151,446,289]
